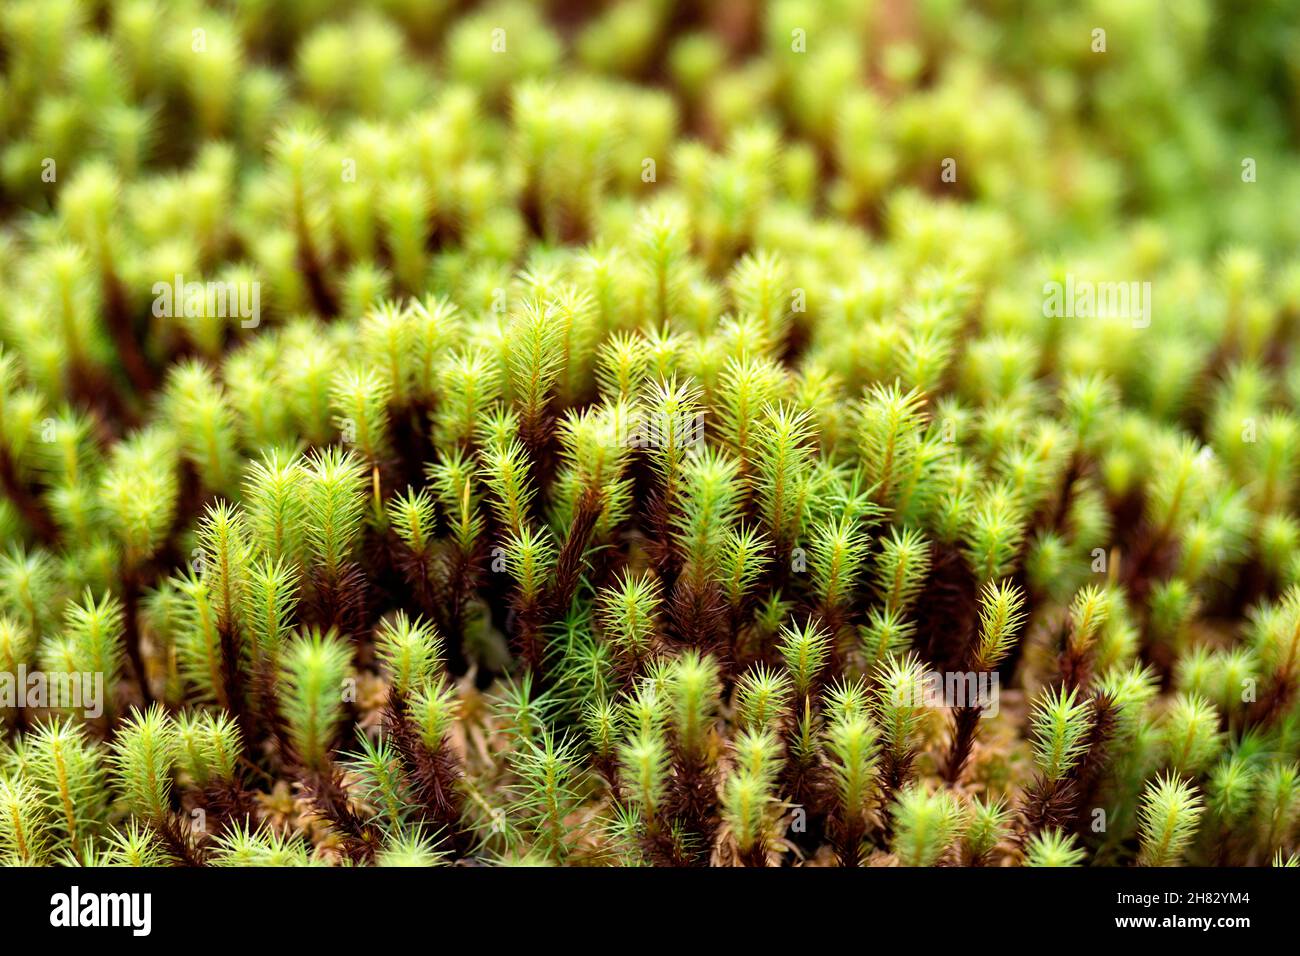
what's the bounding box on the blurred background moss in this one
[2,0,1297,254]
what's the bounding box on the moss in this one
[0,0,1298,868]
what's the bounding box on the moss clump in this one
[1,0,1299,867]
